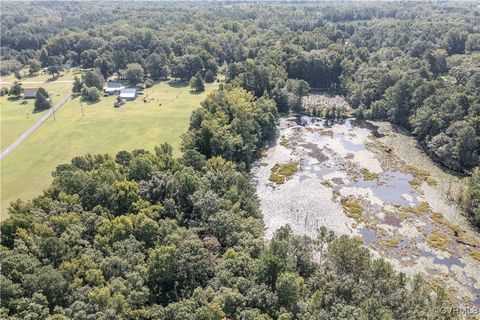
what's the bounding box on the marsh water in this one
[252,115,480,306]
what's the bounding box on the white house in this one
[120,88,137,101]
[104,82,125,95]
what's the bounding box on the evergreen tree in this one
[40,48,49,67]
[34,88,51,111]
[204,69,215,83]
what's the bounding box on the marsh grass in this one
[341,198,363,221]
[427,231,451,252]
[269,162,299,184]
[361,168,379,181]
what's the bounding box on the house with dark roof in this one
[120,88,137,101]
[23,88,39,99]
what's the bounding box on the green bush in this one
[81,87,101,102]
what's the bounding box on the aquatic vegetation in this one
[408,178,421,187]
[431,212,462,235]
[280,135,289,148]
[427,231,451,252]
[403,164,436,187]
[469,249,480,262]
[366,141,393,154]
[403,165,430,179]
[361,168,379,181]
[426,177,438,186]
[386,238,399,248]
[269,162,299,184]
[400,201,430,216]
[318,129,334,137]
[341,198,363,221]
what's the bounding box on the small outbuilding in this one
[120,88,137,101]
[23,88,39,99]
[104,82,125,95]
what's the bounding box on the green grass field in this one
[1,81,73,150]
[1,81,218,218]
[0,67,80,83]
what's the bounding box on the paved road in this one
[0,80,74,85]
[1,92,72,160]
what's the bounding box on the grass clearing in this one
[0,68,81,83]
[1,81,218,217]
[1,81,73,150]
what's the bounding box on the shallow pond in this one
[252,116,480,306]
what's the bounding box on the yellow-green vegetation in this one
[426,177,437,186]
[403,164,436,187]
[386,238,399,248]
[341,198,363,221]
[318,129,333,137]
[430,212,462,235]
[427,231,451,252]
[279,135,289,148]
[367,141,393,154]
[1,82,218,217]
[361,168,379,181]
[401,201,430,216]
[269,162,299,184]
[408,178,421,187]
[469,249,480,262]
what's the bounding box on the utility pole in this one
[80,100,85,116]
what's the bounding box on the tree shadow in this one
[32,106,49,114]
[84,100,102,106]
[7,96,21,101]
[45,75,61,83]
[189,89,205,95]
[168,80,189,88]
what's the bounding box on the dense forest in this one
[1,1,479,318]
[1,85,452,319]
[1,1,479,172]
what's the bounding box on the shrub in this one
[81,87,101,102]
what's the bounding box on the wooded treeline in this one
[2,1,479,172]
[0,2,478,318]
[1,84,453,320]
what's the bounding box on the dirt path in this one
[1,92,72,160]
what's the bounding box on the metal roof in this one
[23,88,39,96]
[120,88,137,98]
[107,82,123,88]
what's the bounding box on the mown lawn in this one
[0,67,81,83]
[1,81,218,217]
[1,81,73,150]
